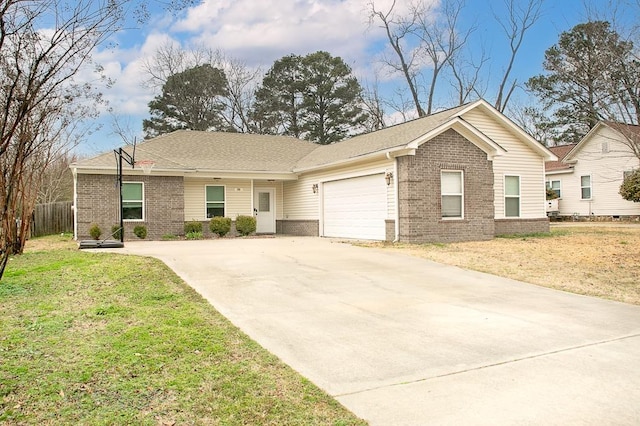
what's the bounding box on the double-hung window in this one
[122,182,144,220]
[504,175,520,217]
[206,185,225,218]
[580,175,592,200]
[546,180,561,198]
[441,170,463,219]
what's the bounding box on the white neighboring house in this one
[545,122,640,219]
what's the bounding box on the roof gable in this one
[565,121,640,162]
[73,99,554,175]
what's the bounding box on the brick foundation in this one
[494,218,550,235]
[276,220,319,236]
[385,220,395,241]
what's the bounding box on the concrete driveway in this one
[114,237,640,425]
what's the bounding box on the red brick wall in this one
[397,129,495,243]
[76,174,184,240]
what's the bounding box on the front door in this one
[254,188,275,233]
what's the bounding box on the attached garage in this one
[322,174,387,240]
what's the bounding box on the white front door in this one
[254,188,275,233]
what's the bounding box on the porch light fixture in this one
[385,172,393,186]
[312,183,318,194]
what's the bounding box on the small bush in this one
[210,217,232,237]
[161,234,178,241]
[111,225,122,240]
[89,223,102,240]
[133,225,147,239]
[184,221,203,234]
[235,215,256,236]
[185,231,203,240]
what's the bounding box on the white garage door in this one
[323,174,387,240]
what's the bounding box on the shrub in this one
[184,221,203,234]
[235,215,256,236]
[161,234,178,241]
[111,225,122,240]
[620,169,640,202]
[185,231,203,240]
[89,223,101,240]
[133,225,147,239]
[210,217,232,237]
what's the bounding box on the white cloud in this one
[173,0,383,67]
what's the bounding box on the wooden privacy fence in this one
[31,201,74,237]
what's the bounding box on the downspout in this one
[72,168,78,240]
[250,179,254,216]
[386,152,400,242]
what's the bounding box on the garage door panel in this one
[323,174,386,240]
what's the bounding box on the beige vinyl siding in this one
[253,180,284,219]
[555,127,640,216]
[284,159,395,220]
[462,109,547,219]
[184,178,252,221]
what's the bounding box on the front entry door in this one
[254,188,275,233]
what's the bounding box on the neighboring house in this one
[545,122,640,219]
[71,99,556,243]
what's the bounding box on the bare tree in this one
[37,150,77,204]
[360,77,387,131]
[0,0,122,279]
[0,0,193,280]
[142,43,261,133]
[493,0,544,112]
[368,0,475,116]
[368,0,426,116]
[412,0,473,114]
[447,47,489,105]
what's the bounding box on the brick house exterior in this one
[72,100,555,243]
[76,174,184,240]
[398,129,495,243]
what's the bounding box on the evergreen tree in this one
[252,51,368,144]
[143,64,229,138]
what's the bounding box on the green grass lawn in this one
[0,236,365,425]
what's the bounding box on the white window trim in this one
[580,175,592,200]
[205,184,226,219]
[441,170,464,220]
[546,179,562,199]
[504,175,521,218]
[123,181,145,222]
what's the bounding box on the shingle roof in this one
[294,104,470,170]
[75,130,319,172]
[74,104,472,173]
[545,144,576,172]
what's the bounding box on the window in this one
[546,180,561,198]
[601,141,609,153]
[504,175,520,217]
[122,182,144,220]
[580,175,592,199]
[206,185,225,218]
[441,170,463,218]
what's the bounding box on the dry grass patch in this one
[373,225,640,305]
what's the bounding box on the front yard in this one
[375,224,640,305]
[0,235,365,425]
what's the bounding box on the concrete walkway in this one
[110,237,640,425]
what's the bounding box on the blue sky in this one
[83,0,596,155]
